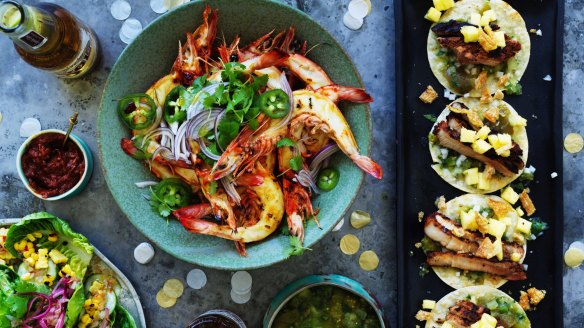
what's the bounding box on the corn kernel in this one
[26,234,36,242]
[48,234,58,242]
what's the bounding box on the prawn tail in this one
[173,203,213,222]
[351,154,383,179]
[234,241,247,257]
[316,85,373,104]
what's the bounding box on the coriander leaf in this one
[289,155,303,172]
[504,81,523,95]
[529,218,548,238]
[217,117,240,150]
[277,138,296,148]
[208,181,218,195]
[424,114,437,123]
[280,225,290,236]
[251,74,268,92]
[189,74,208,93]
[287,235,311,257]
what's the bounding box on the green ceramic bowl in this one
[98,0,371,269]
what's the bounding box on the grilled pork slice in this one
[446,300,490,327]
[432,20,476,37]
[424,213,525,260]
[437,36,522,66]
[432,20,522,66]
[433,112,524,176]
[427,251,527,281]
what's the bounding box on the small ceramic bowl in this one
[16,129,94,201]
[263,274,386,327]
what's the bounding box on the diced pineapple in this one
[461,211,479,230]
[497,133,512,146]
[480,313,498,327]
[494,31,506,48]
[501,186,520,204]
[516,218,532,235]
[425,7,442,23]
[487,219,507,239]
[49,249,68,264]
[469,13,481,26]
[472,139,492,154]
[511,252,522,262]
[493,238,503,261]
[422,299,436,310]
[475,126,490,140]
[477,172,490,190]
[499,149,510,157]
[461,26,480,42]
[480,10,497,27]
[433,0,455,11]
[460,127,477,143]
[464,168,480,185]
[516,206,525,217]
[508,113,527,126]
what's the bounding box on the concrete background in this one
[0,0,581,327]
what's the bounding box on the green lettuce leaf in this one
[5,212,94,279]
[0,265,49,327]
[65,285,85,328]
[113,303,137,328]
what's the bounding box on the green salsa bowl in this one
[98,0,371,270]
[264,274,386,328]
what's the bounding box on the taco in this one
[429,97,528,194]
[77,274,137,328]
[421,194,533,289]
[427,0,530,97]
[425,285,530,328]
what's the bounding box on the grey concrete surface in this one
[0,0,581,327]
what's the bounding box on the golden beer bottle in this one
[0,1,99,78]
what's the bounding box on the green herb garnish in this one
[424,114,437,123]
[287,235,311,257]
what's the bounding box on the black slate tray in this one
[395,1,564,327]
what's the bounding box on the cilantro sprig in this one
[287,235,311,257]
[198,63,268,151]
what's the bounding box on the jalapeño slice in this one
[118,93,157,130]
[259,89,290,119]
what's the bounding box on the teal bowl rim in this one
[16,129,93,201]
[263,274,386,327]
[97,0,372,270]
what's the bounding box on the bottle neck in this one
[0,1,57,51]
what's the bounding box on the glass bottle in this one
[0,1,99,78]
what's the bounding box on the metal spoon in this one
[62,111,79,148]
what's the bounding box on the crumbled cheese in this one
[440,148,449,159]
[536,29,542,36]
[418,211,425,222]
[543,75,552,81]
[551,172,558,178]
[444,89,451,98]
[463,92,470,98]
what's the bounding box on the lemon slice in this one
[156,289,177,308]
[350,210,371,229]
[163,278,184,298]
[348,0,371,19]
[565,247,584,268]
[340,234,360,255]
[359,250,380,271]
[564,133,584,154]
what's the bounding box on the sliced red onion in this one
[135,181,158,188]
[295,169,321,194]
[134,127,174,148]
[198,139,220,161]
[186,109,224,161]
[214,111,225,152]
[173,121,191,163]
[187,83,228,120]
[221,177,241,205]
[309,143,339,178]
[151,145,175,161]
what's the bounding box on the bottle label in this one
[19,30,47,49]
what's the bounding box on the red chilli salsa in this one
[21,132,85,198]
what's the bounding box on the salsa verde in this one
[272,285,381,328]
